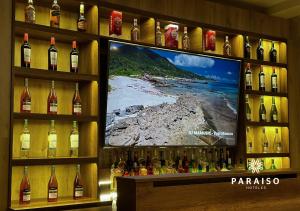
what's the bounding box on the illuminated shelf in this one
[244,90,288,98]
[11,157,98,166]
[246,153,290,158]
[13,113,98,122]
[10,197,111,211]
[243,58,287,68]
[246,121,289,127]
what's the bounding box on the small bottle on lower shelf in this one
[47,80,58,114]
[20,119,30,158]
[19,166,31,204]
[70,121,79,157]
[48,120,57,157]
[72,83,82,115]
[73,164,84,199]
[20,78,31,113]
[48,165,58,202]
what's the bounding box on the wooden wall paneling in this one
[232,35,243,58]
[190,27,202,52]
[279,42,287,64]
[280,97,289,123]
[280,68,287,93]
[86,5,99,35]
[79,122,98,157]
[140,18,155,44]
[81,163,98,198]
[80,41,99,75]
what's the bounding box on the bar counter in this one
[117,169,300,211]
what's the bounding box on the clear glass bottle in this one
[131,18,140,41]
[270,96,278,122]
[25,0,35,24]
[182,27,190,50]
[155,21,162,46]
[20,119,30,158]
[70,121,79,157]
[138,149,147,176]
[223,35,232,56]
[262,127,269,153]
[50,0,60,28]
[273,128,282,153]
[151,149,160,175]
[48,120,57,157]
[245,94,251,121]
[77,2,87,32]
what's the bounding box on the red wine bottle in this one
[21,33,31,68]
[70,41,79,73]
[48,37,58,71]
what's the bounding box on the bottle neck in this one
[80,4,85,15]
[24,166,29,176]
[51,166,56,176]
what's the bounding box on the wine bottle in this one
[259,96,266,122]
[131,18,140,41]
[269,41,277,63]
[73,164,84,199]
[146,151,153,175]
[262,128,269,153]
[25,0,35,24]
[48,37,58,71]
[48,165,58,202]
[257,38,264,61]
[48,120,57,157]
[270,159,276,170]
[244,36,251,59]
[70,41,79,73]
[270,96,278,122]
[20,119,30,158]
[155,21,162,46]
[19,166,30,204]
[271,67,278,92]
[77,2,87,32]
[245,63,252,90]
[133,151,140,176]
[50,0,60,28]
[273,128,282,153]
[72,83,82,115]
[223,35,231,56]
[258,66,265,91]
[70,121,79,157]
[47,80,58,114]
[245,94,251,121]
[246,127,253,153]
[20,78,31,113]
[182,150,189,173]
[182,27,190,50]
[21,33,31,68]
[138,149,147,176]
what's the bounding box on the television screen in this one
[105,40,241,146]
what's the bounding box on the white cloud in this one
[168,54,215,68]
[227,71,232,75]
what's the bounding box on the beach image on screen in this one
[105,41,241,146]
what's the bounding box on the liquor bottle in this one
[125,150,133,176]
[48,120,57,157]
[177,160,185,173]
[47,80,58,114]
[155,21,162,46]
[182,150,189,173]
[269,41,277,63]
[259,96,266,122]
[220,148,227,171]
[175,150,181,171]
[20,78,31,113]
[70,41,79,73]
[270,159,276,170]
[188,151,195,173]
[70,121,79,157]
[77,2,87,32]
[257,38,264,61]
[271,67,278,93]
[245,63,252,90]
[152,149,160,175]
[197,149,203,173]
[25,0,35,24]
[166,150,176,174]
[72,83,82,115]
[139,151,147,176]
[258,66,265,91]
[48,165,58,202]
[19,166,30,204]
[201,149,208,172]
[270,97,278,122]
[261,158,266,170]
[245,94,251,121]
[20,119,30,158]
[50,0,60,28]
[131,18,140,42]
[132,151,139,176]
[226,149,233,170]
[246,127,253,153]
[262,128,269,153]
[48,37,58,71]
[146,151,153,175]
[73,164,84,199]
[223,35,232,56]
[182,27,190,50]
[21,33,31,68]
[244,36,251,59]
[273,128,282,153]
[160,151,166,174]
[110,151,122,193]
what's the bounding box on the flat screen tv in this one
[104,40,241,147]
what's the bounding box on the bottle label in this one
[73,104,82,114]
[25,9,35,23]
[22,189,31,202]
[261,114,266,120]
[246,113,251,121]
[51,10,60,17]
[50,103,58,113]
[75,187,84,197]
[131,31,139,42]
[77,21,86,30]
[263,146,268,153]
[260,75,265,87]
[50,52,58,66]
[277,146,282,153]
[246,74,252,86]
[248,146,252,153]
[48,188,58,199]
[272,77,277,88]
[156,33,162,46]
[71,55,78,68]
[21,134,30,150]
[24,48,31,63]
[228,158,232,165]
[22,102,31,112]
[70,134,79,148]
[273,114,278,121]
[48,134,57,149]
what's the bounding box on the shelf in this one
[14,21,98,43]
[246,121,289,127]
[10,198,111,211]
[11,157,98,166]
[243,58,287,68]
[13,67,98,82]
[246,153,290,158]
[244,90,288,97]
[13,113,98,122]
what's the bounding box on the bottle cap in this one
[51,37,55,45]
[24,33,29,41]
[72,41,77,49]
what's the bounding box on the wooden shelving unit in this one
[244,90,288,98]
[245,153,290,158]
[12,157,98,166]
[13,113,98,122]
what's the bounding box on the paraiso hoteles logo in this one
[248,159,264,174]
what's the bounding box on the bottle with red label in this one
[48,36,58,71]
[72,83,82,115]
[70,41,79,73]
[47,80,58,114]
[20,78,31,113]
[21,33,31,68]
[164,24,178,49]
[204,30,216,51]
[73,164,84,199]
[19,166,31,204]
[48,165,58,202]
[109,10,122,36]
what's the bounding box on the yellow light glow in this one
[98,180,111,186]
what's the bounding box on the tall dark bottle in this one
[259,96,266,122]
[269,41,277,63]
[21,33,31,68]
[70,41,79,73]
[271,67,278,92]
[257,38,264,61]
[244,36,251,59]
[245,63,252,90]
[258,66,265,91]
[48,37,58,71]
[270,96,278,122]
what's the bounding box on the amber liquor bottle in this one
[257,38,264,61]
[19,166,31,204]
[21,33,31,68]
[223,35,232,56]
[47,80,58,114]
[25,0,35,24]
[48,165,58,202]
[271,67,278,92]
[73,164,84,199]
[48,37,58,71]
[244,36,251,59]
[258,66,265,91]
[50,0,60,28]
[20,78,31,113]
[70,41,79,73]
[269,41,277,63]
[155,21,162,46]
[182,27,190,50]
[73,83,82,115]
[245,63,252,90]
[131,18,140,42]
[77,2,87,32]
